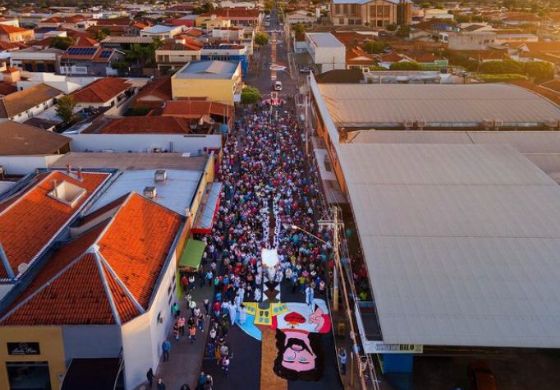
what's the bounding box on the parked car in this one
[468,361,497,390]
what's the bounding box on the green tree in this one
[255,32,269,46]
[390,61,421,70]
[479,59,524,74]
[386,24,397,32]
[51,36,74,50]
[240,86,261,104]
[55,95,76,124]
[363,40,387,54]
[525,61,554,83]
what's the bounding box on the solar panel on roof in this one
[99,50,112,58]
[67,47,96,56]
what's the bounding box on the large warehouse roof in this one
[339,143,560,348]
[318,84,560,129]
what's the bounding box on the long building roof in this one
[338,143,560,348]
[318,84,560,129]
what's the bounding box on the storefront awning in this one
[179,238,206,270]
[192,182,223,235]
[62,358,122,390]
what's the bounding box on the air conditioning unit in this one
[154,169,167,183]
[143,186,157,199]
[404,120,413,129]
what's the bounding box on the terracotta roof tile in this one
[72,77,131,104]
[0,192,182,325]
[0,83,60,118]
[161,99,233,118]
[86,116,191,134]
[1,254,116,325]
[0,170,110,279]
[98,193,182,308]
[0,25,33,34]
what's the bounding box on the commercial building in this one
[305,33,346,74]
[59,47,124,77]
[0,150,221,390]
[140,25,183,39]
[171,60,242,105]
[9,47,62,73]
[308,77,560,386]
[330,0,412,27]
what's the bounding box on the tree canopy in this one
[363,40,388,54]
[255,32,269,46]
[55,95,76,124]
[390,61,421,70]
[240,86,261,105]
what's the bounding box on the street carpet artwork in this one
[238,299,331,381]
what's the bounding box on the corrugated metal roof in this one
[318,84,560,128]
[339,143,560,347]
[175,60,239,79]
[306,33,345,48]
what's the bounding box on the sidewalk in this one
[155,282,214,389]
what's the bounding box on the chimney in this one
[66,163,71,175]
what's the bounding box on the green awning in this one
[179,238,206,270]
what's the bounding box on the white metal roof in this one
[88,169,201,216]
[339,143,560,348]
[306,32,345,49]
[318,84,560,128]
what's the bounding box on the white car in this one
[273,81,283,91]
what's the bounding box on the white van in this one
[273,80,283,91]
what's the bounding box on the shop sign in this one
[7,342,40,355]
[372,342,423,354]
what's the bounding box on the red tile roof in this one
[0,192,182,325]
[0,170,110,279]
[0,25,33,34]
[98,193,182,309]
[71,78,131,103]
[202,8,260,19]
[87,116,192,134]
[162,99,233,118]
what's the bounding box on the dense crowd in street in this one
[188,102,332,387]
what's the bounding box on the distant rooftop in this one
[174,60,239,80]
[306,32,345,49]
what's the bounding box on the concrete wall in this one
[121,249,179,389]
[62,325,122,366]
[0,155,63,175]
[67,134,222,154]
[171,77,238,105]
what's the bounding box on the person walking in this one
[203,298,210,316]
[338,347,347,376]
[157,378,166,390]
[162,339,171,362]
[189,325,197,344]
[146,368,154,388]
[305,284,314,309]
[221,355,230,376]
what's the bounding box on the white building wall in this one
[9,97,58,123]
[121,250,179,389]
[0,155,63,175]
[67,134,222,154]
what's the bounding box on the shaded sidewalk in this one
[139,283,214,390]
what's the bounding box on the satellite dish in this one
[18,262,29,274]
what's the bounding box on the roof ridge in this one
[93,250,121,325]
[91,191,134,248]
[97,250,145,314]
[0,250,91,323]
[0,170,58,218]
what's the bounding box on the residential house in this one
[0,25,35,43]
[66,115,223,153]
[502,12,541,27]
[155,40,203,74]
[37,15,93,30]
[200,8,262,27]
[346,46,376,71]
[140,25,183,39]
[161,99,234,132]
[100,36,154,51]
[171,60,242,105]
[130,76,172,111]
[0,121,70,174]
[60,46,124,77]
[195,15,232,30]
[0,83,61,123]
[10,47,63,73]
[330,0,413,27]
[71,77,134,110]
[286,10,318,25]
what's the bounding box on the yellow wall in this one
[172,78,235,105]
[0,326,66,390]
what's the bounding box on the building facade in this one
[330,0,412,27]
